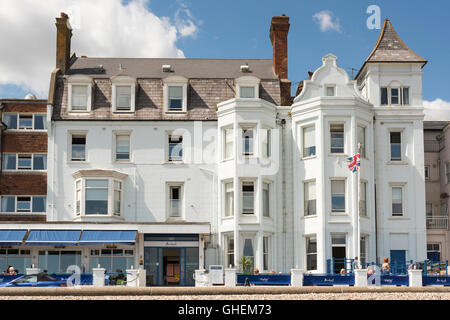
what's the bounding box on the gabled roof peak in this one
[356,19,427,79]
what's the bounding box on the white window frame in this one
[263,235,271,271]
[357,125,366,159]
[325,84,336,97]
[331,178,346,215]
[111,76,136,113]
[360,180,368,217]
[67,75,92,112]
[262,181,271,218]
[390,183,406,217]
[69,131,88,162]
[167,132,184,162]
[380,86,410,106]
[72,170,127,218]
[167,182,184,220]
[163,76,188,113]
[240,235,256,270]
[241,180,255,215]
[302,124,316,159]
[389,130,403,162]
[261,128,271,159]
[113,131,132,162]
[224,234,235,268]
[235,76,260,99]
[241,125,256,157]
[223,126,234,161]
[223,180,234,218]
[304,179,317,217]
[329,123,345,155]
[305,234,317,271]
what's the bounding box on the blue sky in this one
[1,0,449,105]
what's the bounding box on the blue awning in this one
[25,230,81,246]
[79,230,137,245]
[0,230,27,245]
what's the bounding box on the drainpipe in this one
[280,118,287,271]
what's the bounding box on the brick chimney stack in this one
[55,12,72,74]
[270,14,291,106]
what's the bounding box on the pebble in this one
[0,292,449,300]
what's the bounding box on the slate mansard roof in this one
[67,57,279,80]
[51,57,282,121]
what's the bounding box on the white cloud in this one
[313,10,342,33]
[0,0,199,97]
[424,99,450,121]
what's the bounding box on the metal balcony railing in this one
[426,216,449,230]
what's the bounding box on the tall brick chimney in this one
[55,12,72,73]
[270,15,291,105]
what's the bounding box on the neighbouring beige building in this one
[424,121,450,262]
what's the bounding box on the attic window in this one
[162,65,172,72]
[240,65,250,73]
[111,76,136,113]
[325,85,335,97]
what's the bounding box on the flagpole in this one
[357,143,361,268]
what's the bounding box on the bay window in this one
[72,170,127,217]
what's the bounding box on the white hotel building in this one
[0,14,427,285]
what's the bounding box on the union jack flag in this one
[347,149,360,173]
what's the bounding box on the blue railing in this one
[236,273,291,286]
[422,260,448,275]
[49,273,93,285]
[0,273,24,284]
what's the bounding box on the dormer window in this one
[240,86,255,98]
[116,86,132,110]
[163,76,188,113]
[68,75,92,112]
[168,86,183,111]
[111,76,136,113]
[72,85,89,110]
[235,76,260,99]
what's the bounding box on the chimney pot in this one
[55,12,73,73]
[270,15,291,105]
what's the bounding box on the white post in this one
[354,269,368,287]
[194,269,210,287]
[126,269,138,287]
[290,269,304,287]
[224,268,236,286]
[92,268,106,287]
[408,269,423,287]
[137,269,146,287]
